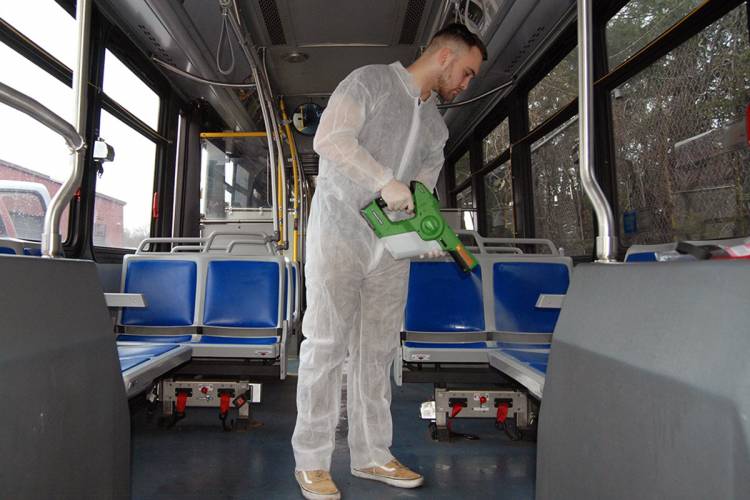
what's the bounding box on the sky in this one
[0,1,162,236]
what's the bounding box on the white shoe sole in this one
[350,468,424,488]
[298,485,341,500]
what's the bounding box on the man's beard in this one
[437,73,455,103]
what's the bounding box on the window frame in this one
[443,0,748,260]
[0,0,188,261]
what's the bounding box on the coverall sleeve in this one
[313,72,394,193]
[414,132,447,192]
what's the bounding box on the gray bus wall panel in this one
[97,262,124,293]
[537,261,750,500]
[0,256,130,500]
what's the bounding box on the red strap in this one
[220,392,231,415]
[496,404,509,424]
[450,405,462,418]
[175,391,188,413]
[152,192,159,219]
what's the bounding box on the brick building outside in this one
[0,159,125,246]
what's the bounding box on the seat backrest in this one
[538,261,750,499]
[404,262,485,332]
[120,255,200,328]
[489,256,571,334]
[201,255,285,330]
[0,256,129,498]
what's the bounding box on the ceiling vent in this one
[137,24,174,64]
[399,0,427,45]
[502,25,545,73]
[258,0,287,45]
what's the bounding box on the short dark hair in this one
[429,23,487,60]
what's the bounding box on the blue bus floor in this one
[130,377,536,499]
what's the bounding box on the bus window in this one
[0,22,73,242]
[611,4,750,245]
[454,149,471,186]
[0,2,77,69]
[102,50,161,130]
[606,0,704,70]
[92,47,162,249]
[484,160,514,237]
[199,137,272,222]
[94,110,156,248]
[0,185,48,240]
[528,47,578,130]
[531,116,595,256]
[456,184,476,231]
[483,118,509,166]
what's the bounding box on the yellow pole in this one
[279,98,301,262]
[277,134,284,248]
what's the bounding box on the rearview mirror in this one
[292,102,324,136]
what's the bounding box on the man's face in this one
[437,45,483,102]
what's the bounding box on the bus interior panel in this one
[1,0,749,499]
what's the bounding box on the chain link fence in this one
[612,5,750,245]
[531,116,595,256]
[484,160,515,237]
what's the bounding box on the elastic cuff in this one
[375,173,395,192]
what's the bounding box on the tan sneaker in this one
[351,459,424,488]
[294,470,341,500]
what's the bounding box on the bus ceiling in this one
[94,0,579,145]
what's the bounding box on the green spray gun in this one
[361,181,478,272]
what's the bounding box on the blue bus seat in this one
[119,256,200,331]
[202,259,281,328]
[625,251,658,262]
[623,238,749,262]
[399,242,571,393]
[486,256,570,397]
[285,260,300,325]
[488,345,550,399]
[117,247,291,379]
[118,342,192,398]
[493,259,570,334]
[401,261,486,366]
[404,262,485,333]
[116,334,193,343]
[192,255,289,378]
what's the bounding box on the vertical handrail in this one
[0,82,84,256]
[280,98,301,261]
[259,47,288,250]
[225,0,279,241]
[577,0,616,262]
[42,0,92,257]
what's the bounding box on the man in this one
[292,23,486,500]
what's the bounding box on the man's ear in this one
[437,46,454,68]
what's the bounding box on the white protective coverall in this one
[292,62,449,471]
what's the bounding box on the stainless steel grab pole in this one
[226,0,279,240]
[43,0,92,257]
[577,0,617,262]
[0,82,84,152]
